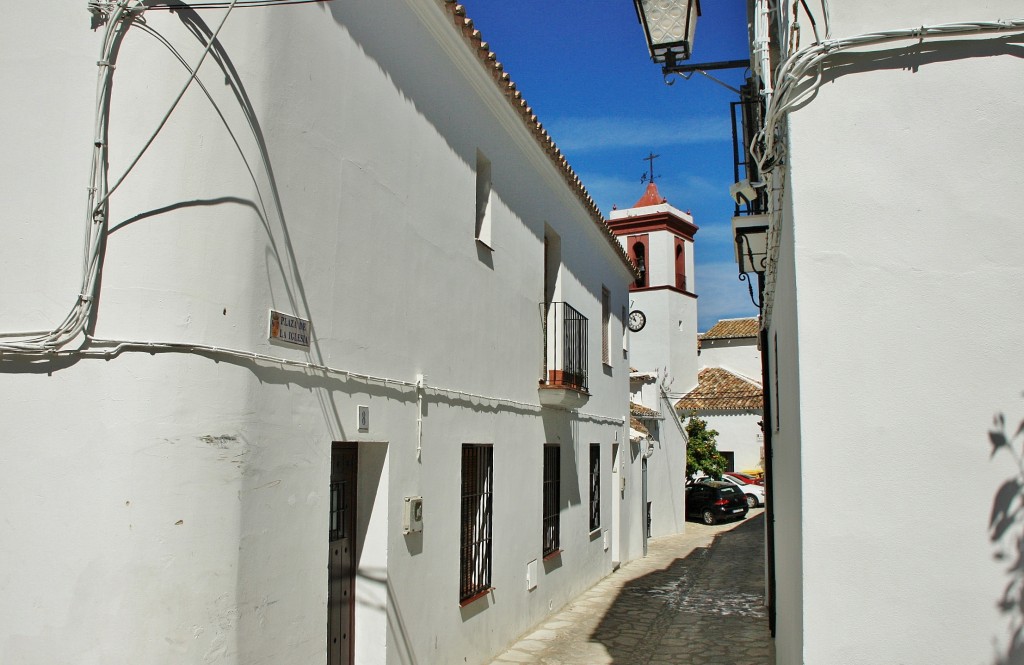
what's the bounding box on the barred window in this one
[589,444,601,531]
[460,444,493,603]
[543,445,560,557]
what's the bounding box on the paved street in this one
[490,511,774,665]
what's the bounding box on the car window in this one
[719,486,740,496]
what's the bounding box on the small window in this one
[543,445,560,557]
[675,239,686,291]
[460,444,493,603]
[621,306,628,355]
[627,234,649,289]
[589,444,601,531]
[632,241,647,288]
[475,151,493,248]
[601,287,611,365]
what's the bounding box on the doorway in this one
[641,457,648,556]
[611,442,621,566]
[328,443,358,665]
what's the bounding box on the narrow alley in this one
[491,512,773,665]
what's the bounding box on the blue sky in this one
[462,0,757,330]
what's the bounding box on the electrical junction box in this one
[403,496,423,534]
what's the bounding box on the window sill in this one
[475,237,494,251]
[459,587,494,608]
[542,548,562,562]
[589,527,602,539]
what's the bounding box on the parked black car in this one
[685,481,749,525]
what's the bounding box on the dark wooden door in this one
[328,443,357,665]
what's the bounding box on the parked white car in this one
[699,474,764,509]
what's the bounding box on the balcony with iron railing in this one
[730,83,768,218]
[731,82,769,278]
[539,301,589,410]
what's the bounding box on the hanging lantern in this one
[632,0,701,65]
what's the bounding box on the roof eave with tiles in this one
[441,1,639,280]
[675,367,764,412]
[699,317,761,341]
[630,401,662,419]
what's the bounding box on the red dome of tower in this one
[633,182,667,207]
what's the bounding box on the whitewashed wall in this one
[628,288,700,394]
[697,338,763,474]
[764,1,1024,662]
[0,2,636,664]
[700,411,763,474]
[698,337,761,379]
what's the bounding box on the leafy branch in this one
[990,409,1024,664]
[682,411,727,481]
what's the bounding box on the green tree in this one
[683,411,727,481]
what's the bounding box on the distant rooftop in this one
[629,417,651,439]
[675,367,763,412]
[700,317,759,340]
[630,401,661,419]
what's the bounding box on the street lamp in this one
[632,0,701,66]
[633,0,749,75]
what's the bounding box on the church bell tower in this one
[607,162,699,393]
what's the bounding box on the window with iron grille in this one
[589,444,601,532]
[460,444,493,603]
[542,445,560,557]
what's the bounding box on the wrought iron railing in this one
[731,82,768,217]
[540,301,589,393]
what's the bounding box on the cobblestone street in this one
[490,511,773,665]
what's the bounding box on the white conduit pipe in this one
[30,336,625,426]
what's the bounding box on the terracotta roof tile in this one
[700,317,760,340]
[630,417,650,437]
[630,402,660,418]
[675,367,763,412]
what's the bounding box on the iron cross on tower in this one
[641,152,660,184]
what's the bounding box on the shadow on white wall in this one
[990,399,1024,664]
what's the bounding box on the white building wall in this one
[628,289,699,393]
[700,411,763,474]
[644,408,689,538]
[693,339,762,474]
[765,173,804,664]
[764,1,1024,662]
[698,337,761,379]
[0,3,636,665]
[648,230,694,294]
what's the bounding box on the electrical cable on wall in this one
[749,10,1024,327]
[0,2,630,431]
[0,0,240,354]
